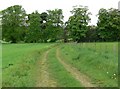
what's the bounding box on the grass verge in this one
[59,42,118,87]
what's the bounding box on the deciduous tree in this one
[2,5,26,43]
[67,5,91,42]
[97,8,120,41]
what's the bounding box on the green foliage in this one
[2,5,26,43]
[1,5,120,43]
[40,12,49,42]
[97,8,120,41]
[47,9,64,42]
[25,9,64,43]
[0,12,2,41]
[67,6,91,42]
[25,11,42,43]
[86,25,98,42]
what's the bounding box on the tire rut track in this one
[36,50,57,87]
[56,48,96,87]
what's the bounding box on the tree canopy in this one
[2,5,26,43]
[1,5,120,43]
[67,6,91,42]
[97,8,120,41]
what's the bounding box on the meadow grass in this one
[47,47,82,87]
[2,43,54,87]
[59,42,118,87]
[2,43,54,68]
[2,42,118,87]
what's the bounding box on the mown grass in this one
[59,42,118,87]
[2,43,55,87]
[47,47,82,87]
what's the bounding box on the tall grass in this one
[59,42,118,87]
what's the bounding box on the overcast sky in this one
[0,0,119,25]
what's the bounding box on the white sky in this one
[0,0,119,25]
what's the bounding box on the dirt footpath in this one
[36,50,57,87]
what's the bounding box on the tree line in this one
[1,5,120,43]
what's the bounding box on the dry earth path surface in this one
[36,47,97,88]
[36,50,57,87]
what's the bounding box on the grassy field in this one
[2,42,118,87]
[59,42,118,87]
[2,43,55,87]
